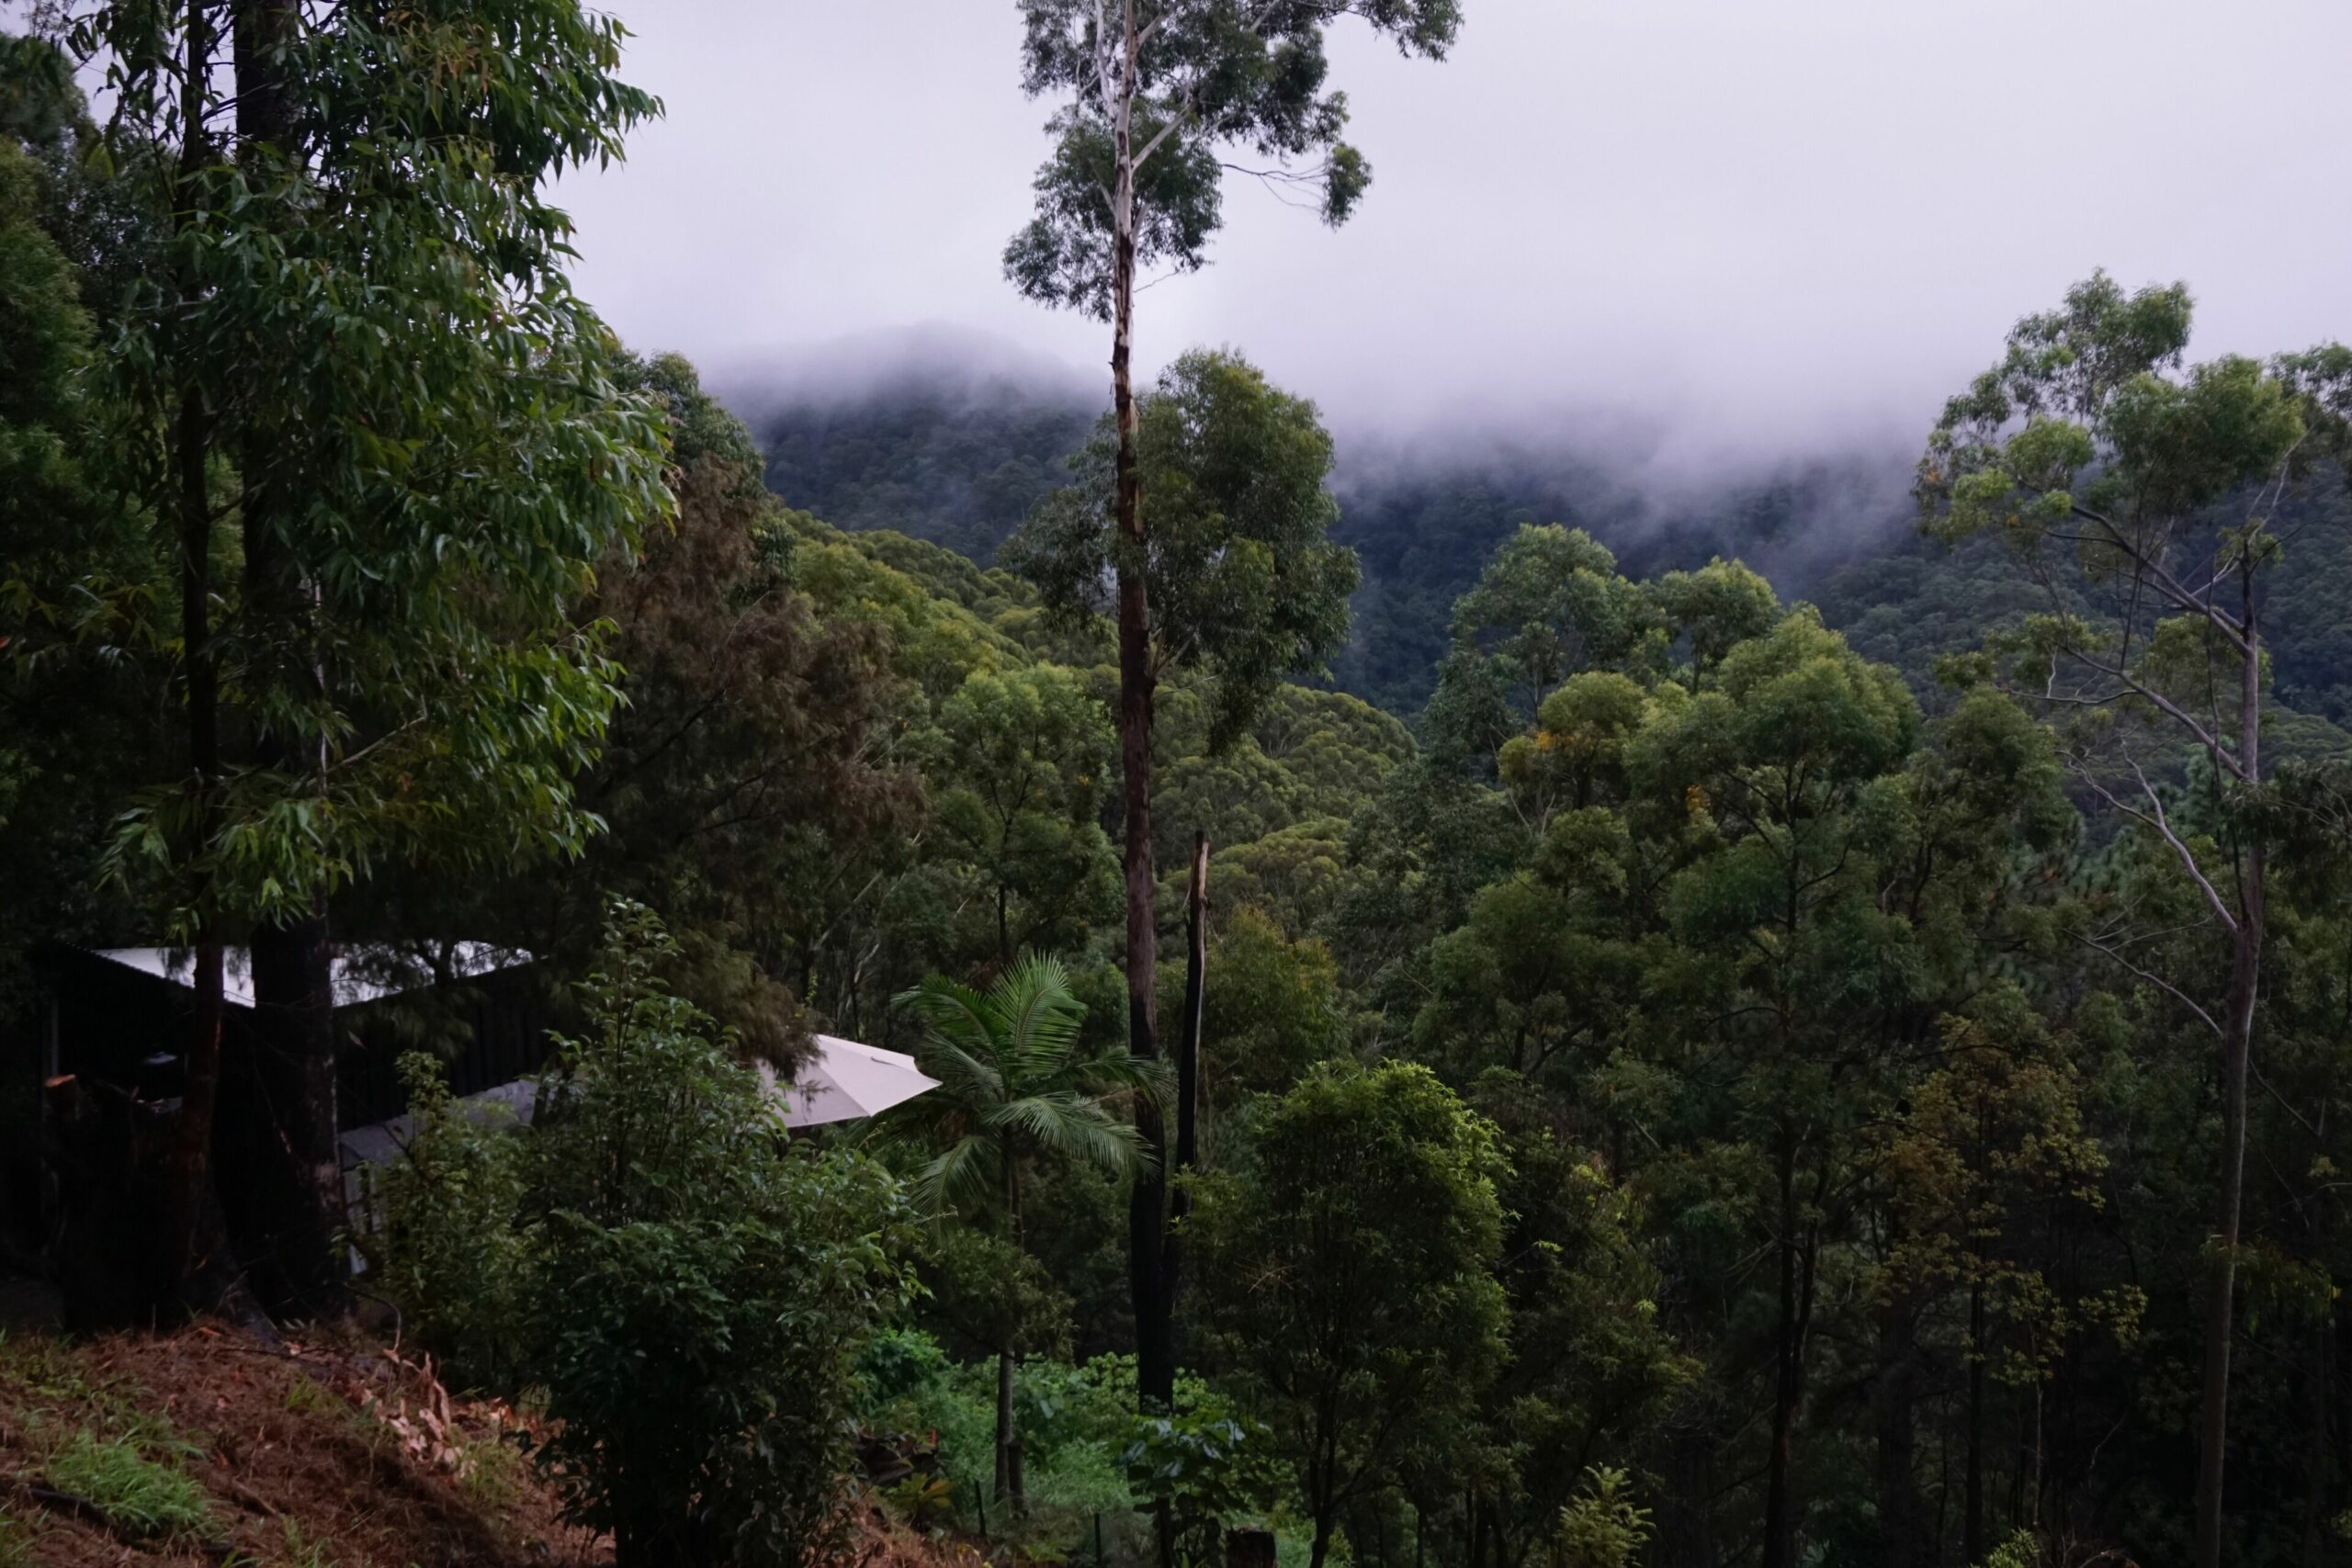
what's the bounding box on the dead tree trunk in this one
[1163,833,1209,1346]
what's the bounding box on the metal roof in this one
[86,943,529,1010]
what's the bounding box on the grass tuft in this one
[275,1517,340,1567]
[0,1507,33,1568]
[42,1429,217,1541]
[0,1328,193,1456]
[283,1374,344,1418]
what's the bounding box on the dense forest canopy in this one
[755,372,2352,727]
[5,10,2352,1568]
[746,363,1097,567]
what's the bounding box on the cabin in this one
[0,942,933,1303]
[38,942,547,1122]
[0,942,547,1266]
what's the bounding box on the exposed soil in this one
[0,1316,1025,1568]
[0,1319,604,1566]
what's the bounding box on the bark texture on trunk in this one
[244,915,346,1317]
[1873,1279,1919,1568]
[1162,833,1208,1333]
[162,0,226,1306]
[164,936,224,1289]
[1967,1273,1990,1567]
[996,1159,1027,1514]
[231,0,346,1322]
[2302,1309,2333,1567]
[1761,1126,1812,1568]
[1103,5,1173,1420]
[995,1344,1018,1506]
[1148,833,1207,1568]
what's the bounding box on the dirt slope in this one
[0,1321,598,1566]
[0,1319,1012,1568]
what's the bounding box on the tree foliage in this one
[375,905,915,1568]
[1012,350,1361,747]
[1005,0,1459,321]
[1191,1061,1508,1568]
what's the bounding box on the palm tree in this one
[876,953,1165,1514]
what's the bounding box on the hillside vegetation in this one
[7,11,2352,1568]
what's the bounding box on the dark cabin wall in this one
[0,950,554,1308]
[45,947,191,1095]
[28,948,552,1131]
[335,963,550,1128]
[0,1005,52,1261]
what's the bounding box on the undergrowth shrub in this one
[356,1056,526,1387]
[375,902,915,1567]
[863,1337,1291,1563]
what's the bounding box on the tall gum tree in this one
[1917,273,2352,1568]
[1007,344,1363,1406]
[1002,0,1460,1413]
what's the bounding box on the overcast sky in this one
[558,1,2352,464]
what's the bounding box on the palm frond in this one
[888,953,1148,1231]
[989,1091,1149,1179]
[865,1036,1004,1156]
[994,951,1087,1084]
[898,973,1001,1059]
[915,1134,1001,1223]
[917,1037,1009,1111]
[1069,1051,1173,1107]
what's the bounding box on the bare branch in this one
[2185,440,2301,603]
[1091,0,1118,116]
[2058,649,2249,784]
[1132,82,1195,171]
[2073,929,2224,1038]
[2068,502,2251,649]
[1221,162,1328,210]
[2070,757,2240,935]
[2125,758,2244,924]
[2252,1060,2324,1141]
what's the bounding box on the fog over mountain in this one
[589,0,2352,714]
[565,0,2352,470]
[719,321,1920,564]
[725,329,1933,714]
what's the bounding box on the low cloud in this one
[564,0,2350,475]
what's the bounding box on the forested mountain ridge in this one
[746,369,2352,726]
[743,370,1917,706]
[742,357,1097,567]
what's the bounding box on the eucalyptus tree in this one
[1189,1060,1507,1568]
[1442,525,1659,728]
[1628,610,1923,1568]
[928,664,1120,966]
[1462,1076,1693,1568]
[1917,272,2352,1567]
[349,352,926,1067]
[877,953,1166,1513]
[1867,989,2139,1567]
[1003,0,1459,1406]
[1008,346,1360,1403]
[0,103,160,1030]
[67,0,669,1314]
